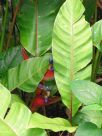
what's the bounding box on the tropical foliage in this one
[0,0,102,136]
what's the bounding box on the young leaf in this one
[52,0,92,115]
[71,80,102,105]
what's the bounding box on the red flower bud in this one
[43,70,54,81]
[22,48,29,60]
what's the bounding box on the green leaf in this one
[0,46,23,77]
[71,80,102,105]
[83,0,96,22]
[22,128,47,136]
[5,103,31,135]
[52,0,92,115]
[0,84,47,136]
[75,122,102,136]
[10,94,25,105]
[81,105,102,128]
[5,54,50,92]
[92,20,102,51]
[73,109,102,128]
[0,118,17,136]
[82,104,102,112]
[15,0,64,56]
[29,112,77,133]
[0,83,11,118]
[0,83,75,135]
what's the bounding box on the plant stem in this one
[68,94,73,136]
[69,94,72,124]
[6,0,23,49]
[91,49,101,82]
[0,0,9,52]
[94,0,98,22]
[59,131,64,136]
[91,0,101,82]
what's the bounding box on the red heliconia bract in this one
[22,48,29,60]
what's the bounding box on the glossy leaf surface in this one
[52,0,92,115]
[15,0,64,56]
[71,80,102,105]
[5,54,50,92]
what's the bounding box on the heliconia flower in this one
[21,48,29,60]
[30,95,45,112]
[43,69,54,81]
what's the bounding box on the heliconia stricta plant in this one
[0,0,102,136]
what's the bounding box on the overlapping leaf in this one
[92,20,102,51]
[0,83,76,135]
[5,54,51,92]
[75,122,102,136]
[52,0,92,115]
[83,0,96,22]
[73,109,102,128]
[29,112,77,133]
[0,83,47,136]
[0,46,23,77]
[71,80,102,127]
[15,0,64,56]
[71,80,102,105]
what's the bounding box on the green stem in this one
[0,0,9,52]
[91,0,101,82]
[92,1,97,60]
[91,50,101,82]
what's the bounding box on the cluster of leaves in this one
[0,0,102,136]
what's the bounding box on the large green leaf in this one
[71,80,102,127]
[0,83,47,136]
[0,83,75,135]
[29,112,77,133]
[52,0,92,115]
[71,80,102,105]
[5,54,50,92]
[15,0,64,56]
[92,20,102,51]
[75,122,102,136]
